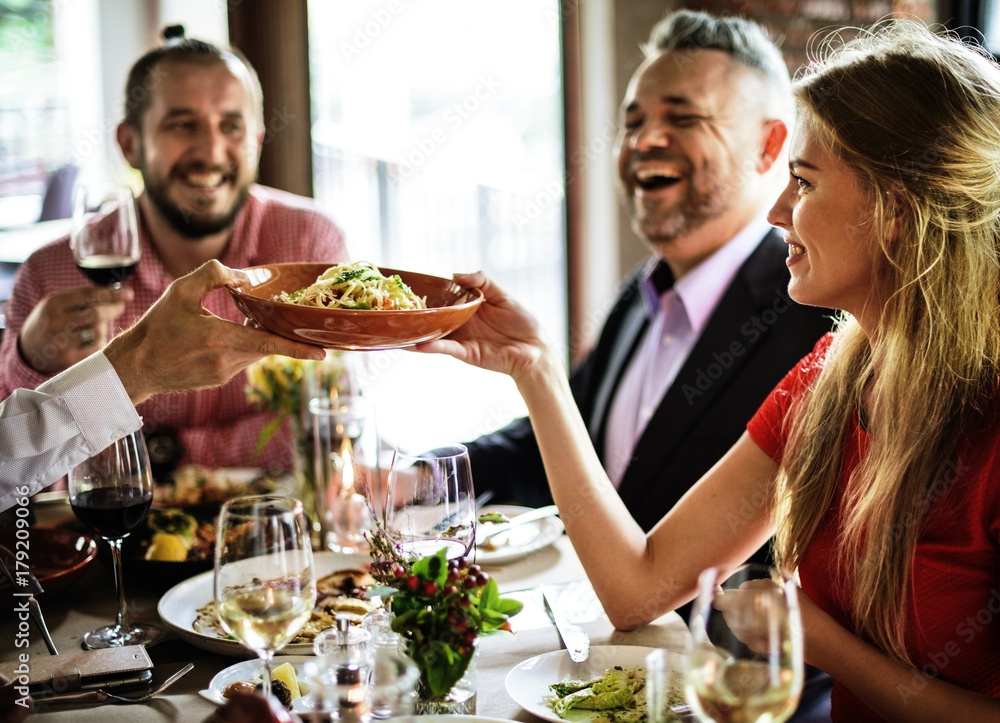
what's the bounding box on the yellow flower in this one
[245,353,358,455]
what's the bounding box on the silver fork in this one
[41,663,194,705]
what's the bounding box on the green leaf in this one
[365,585,398,599]
[410,548,448,585]
[494,597,524,616]
[253,411,287,457]
[478,577,500,612]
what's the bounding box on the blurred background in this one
[0,0,972,450]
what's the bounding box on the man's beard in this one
[142,163,252,239]
[628,176,728,243]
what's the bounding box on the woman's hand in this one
[413,272,554,382]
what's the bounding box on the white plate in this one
[474,505,564,566]
[157,550,371,657]
[203,662,512,722]
[505,645,657,723]
[199,655,312,706]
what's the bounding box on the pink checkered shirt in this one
[0,185,348,471]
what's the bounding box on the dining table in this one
[1,502,690,722]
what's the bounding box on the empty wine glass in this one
[383,444,476,559]
[70,182,140,289]
[68,430,164,648]
[687,564,804,723]
[214,495,316,701]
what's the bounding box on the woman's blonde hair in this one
[773,21,1000,662]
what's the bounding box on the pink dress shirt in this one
[604,215,771,487]
[0,185,348,470]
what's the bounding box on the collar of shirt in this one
[638,212,773,330]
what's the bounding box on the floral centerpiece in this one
[245,353,358,534]
[368,526,523,712]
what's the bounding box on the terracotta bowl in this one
[0,528,98,596]
[227,263,484,350]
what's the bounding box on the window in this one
[949,0,1000,55]
[308,0,566,449]
[0,0,65,225]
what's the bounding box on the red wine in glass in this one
[68,430,164,649]
[71,183,140,290]
[75,255,139,287]
[70,487,151,540]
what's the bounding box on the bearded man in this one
[465,10,834,535]
[0,28,348,470]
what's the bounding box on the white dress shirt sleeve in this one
[0,351,142,512]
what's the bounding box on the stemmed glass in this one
[686,564,804,723]
[68,430,164,648]
[70,182,140,289]
[214,495,317,700]
[383,444,476,559]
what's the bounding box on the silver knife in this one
[541,584,590,662]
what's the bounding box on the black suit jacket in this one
[466,230,834,541]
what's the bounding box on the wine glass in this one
[214,495,317,700]
[70,182,140,289]
[686,564,804,723]
[383,444,476,559]
[68,430,164,648]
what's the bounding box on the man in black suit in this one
[466,14,833,718]
[466,11,833,537]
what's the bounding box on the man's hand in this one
[105,260,325,404]
[18,285,133,375]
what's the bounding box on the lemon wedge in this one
[272,662,301,699]
[144,532,189,562]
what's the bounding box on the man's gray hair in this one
[644,9,791,98]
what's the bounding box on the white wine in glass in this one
[687,564,804,723]
[68,430,164,648]
[384,444,476,559]
[214,495,316,700]
[70,182,140,288]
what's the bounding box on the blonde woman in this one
[418,21,1000,722]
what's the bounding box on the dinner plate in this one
[0,528,97,596]
[474,505,564,566]
[200,655,312,706]
[227,263,484,350]
[203,663,511,722]
[505,645,658,723]
[157,550,371,656]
